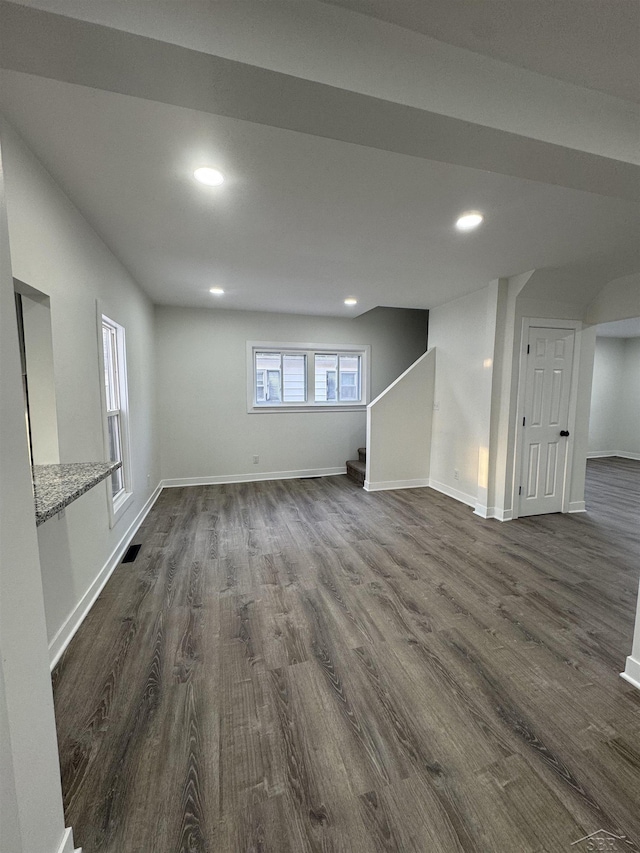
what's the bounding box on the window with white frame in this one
[248,342,370,411]
[100,314,132,520]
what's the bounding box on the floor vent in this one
[122,544,142,563]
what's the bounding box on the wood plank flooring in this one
[52,458,640,852]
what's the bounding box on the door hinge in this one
[527,344,530,354]
[523,416,526,426]
[519,486,522,495]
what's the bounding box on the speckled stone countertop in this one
[32,462,122,526]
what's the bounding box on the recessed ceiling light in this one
[194,167,225,186]
[209,287,225,295]
[455,211,484,232]
[344,298,358,306]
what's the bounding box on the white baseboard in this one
[428,478,476,509]
[587,451,640,461]
[496,508,513,522]
[568,500,586,513]
[364,477,430,492]
[48,484,162,669]
[621,656,640,693]
[161,467,345,488]
[55,827,77,853]
[473,505,512,522]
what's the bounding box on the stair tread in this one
[357,447,366,456]
[346,460,366,473]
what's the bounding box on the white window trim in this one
[97,306,134,526]
[247,341,371,413]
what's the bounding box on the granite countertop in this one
[32,462,122,526]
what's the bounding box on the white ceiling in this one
[0,0,638,317]
[323,0,640,103]
[1,71,637,315]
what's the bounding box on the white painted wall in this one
[428,286,496,507]
[156,305,427,483]
[18,286,60,463]
[0,655,21,852]
[0,128,73,853]
[588,336,640,459]
[365,348,435,490]
[619,338,640,457]
[1,116,160,654]
[588,337,626,455]
[488,273,531,520]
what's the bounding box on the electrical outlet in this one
[454,469,460,480]
[253,455,259,465]
[433,401,440,411]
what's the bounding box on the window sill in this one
[248,403,367,414]
[110,489,134,528]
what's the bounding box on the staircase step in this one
[346,459,366,486]
[358,447,367,463]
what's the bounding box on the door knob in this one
[560,430,570,437]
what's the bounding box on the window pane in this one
[107,413,124,497]
[339,355,361,401]
[255,352,281,402]
[111,465,124,498]
[315,354,338,402]
[267,370,281,402]
[102,327,112,408]
[282,354,306,402]
[107,413,122,464]
[102,324,120,410]
[326,370,337,401]
[256,370,266,402]
[252,346,366,408]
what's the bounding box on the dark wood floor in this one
[52,458,640,853]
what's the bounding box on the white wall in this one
[1,116,160,655]
[589,337,626,455]
[428,286,497,507]
[431,273,598,520]
[156,305,427,482]
[0,657,21,852]
[588,336,640,459]
[0,129,73,853]
[17,285,61,464]
[366,348,435,490]
[619,338,640,457]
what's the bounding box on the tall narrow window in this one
[100,315,132,523]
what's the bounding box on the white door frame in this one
[511,317,583,520]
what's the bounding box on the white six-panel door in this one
[519,327,575,516]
